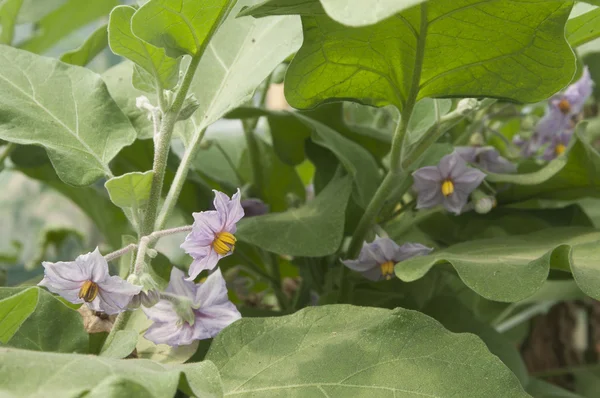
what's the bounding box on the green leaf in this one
[406,98,452,145]
[99,330,138,359]
[527,379,584,398]
[0,287,88,353]
[567,8,600,48]
[105,171,155,211]
[0,348,223,398]
[187,0,302,135]
[396,227,600,302]
[131,0,237,58]
[206,304,529,397]
[236,176,352,256]
[60,23,108,66]
[0,46,137,186]
[246,1,576,112]
[109,6,181,91]
[18,0,117,54]
[492,124,600,204]
[16,0,66,23]
[0,288,37,343]
[0,0,23,45]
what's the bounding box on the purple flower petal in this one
[165,267,197,300]
[194,302,242,339]
[443,189,469,215]
[144,321,196,347]
[82,248,109,282]
[439,152,469,180]
[96,276,141,315]
[194,268,232,308]
[213,189,245,232]
[187,249,220,281]
[394,243,434,262]
[453,168,486,192]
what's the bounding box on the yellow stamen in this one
[441,180,454,197]
[558,98,571,114]
[555,143,566,156]
[78,280,99,303]
[213,232,236,255]
[380,261,395,280]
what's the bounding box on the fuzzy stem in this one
[0,142,15,166]
[155,127,207,230]
[104,244,137,262]
[133,226,193,275]
[141,55,202,236]
[103,310,133,351]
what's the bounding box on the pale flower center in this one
[78,280,99,303]
[555,143,566,156]
[441,180,454,197]
[213,232,236,255]
[380,261,395,280]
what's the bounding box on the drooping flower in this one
[518,68,593,157]
[412,151,486,215]
[38,248,141,315]
[455,146,516,174]
[343,237,432,281]
[240,198,269,217]
[143,267,241,347]
[181,189,244,280]
[541,131,572,161]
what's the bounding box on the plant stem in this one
[265,252,288,310]
[345,3,428,260]
[133,226,193,275]
[104,244,137,262]
[155,126,207,230]
[0,142,15,166]
[141,55,202,236]
[104,310,133,350]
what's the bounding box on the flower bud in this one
[177,94,200,121]
[141,289,160,308]
[128,294,142,309]
[474,196,495,214]
[456,98,479,115]
[241,198,269,217]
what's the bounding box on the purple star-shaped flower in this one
[541,131,572,161]
[412,151,486,215]
[143,267,241,346]
[181,189,245,280]
[455,146,516,174]
[38,248,141,315]
[343,237,432,281]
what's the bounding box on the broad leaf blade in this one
[105,171,154,210]
[206,304,529,397]
[131,0,237,58]
[109,6,180,91]
[236,176,352,256]
[0,45,136,186]
[60,23,108,66]
[0,288,37,343]
[396,228,600,302]
[270,1,575,111]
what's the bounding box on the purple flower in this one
[542,131,572,161]
[240,198,269,217]
[181,189,244,280]
[143,267,241,346]
[455,146,516,174]
[38,248,141,315]
[412,151,486,215]
[343,237,432,281]
[519,68,593,157]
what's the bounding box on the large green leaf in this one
[131,0,237,58]
[244,0,575,112]
[105,171,154,210]
[492,125,600,204]
[109,6,180,91]
[186,0,301,137]
[236,176,352,256]
[18,0,117,54]
[396,228,600,302]
[0,287,88,353]
[0,0,23,45]
[0,348,223,398]
[60,23,108,66]
[0,288,37,343]
[206,304,529,397]
[567,8,600,48]
[0,46,137,186]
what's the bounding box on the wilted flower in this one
[143,267,241,346]
[455,146,516,174]
[343,237,432,281]
[240,198,269,217]
[518,68,593,157]
[38,248,141,315]
[181,189,244,280]
[542,131,572,161]
[412,151,486,215]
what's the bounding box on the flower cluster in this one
[38,190,245,347]
[514,68,594,159]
